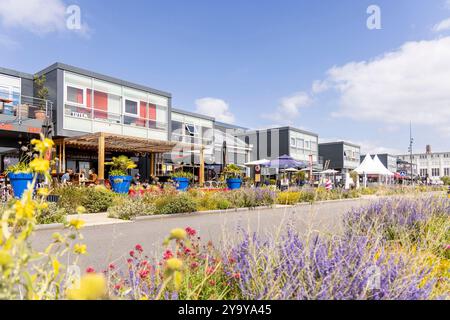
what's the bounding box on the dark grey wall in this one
[21,78,34,97]
[319,143,344,169]
[241,128,289,161]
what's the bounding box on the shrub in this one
[36,202,67,225]
[107,196,155,220]
[54,185,115,214]
[276,191,301,205]
[154,193,197,215]
[54,185,87,214]
[83,186,115,213]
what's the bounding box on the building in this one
[0,62,252,183]
[318,141,361,175]
[397,146,450,179]
[0,67,53,172]
[359,154,398,174]
[236,126,321,167]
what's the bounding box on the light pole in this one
[408,121,414,185]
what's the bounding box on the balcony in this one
[63,104,168,140]
[0,94,53,133]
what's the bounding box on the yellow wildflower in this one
[169,228,187,240]
[0,250,12,266]
[31,137,54,153]
[52,258,61,276]
[66,273,107,300]
[69,219,85,230]
[76,206,86,214]
[173,270,183,290]
[37,188,50,196]
[166,258,183,271]
[14,200,35,219]
[74,243,87,255]
[29,158,49,173]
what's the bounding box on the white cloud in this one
[0,34,20,49]
[0,0,90,36]
[262,91,312,125]
[433,18,450,32]
[195,97,235,123]
[319,137,402,155]
[312,80,329,94]
[317,37,450,136]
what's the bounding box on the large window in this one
[432,168,440,177]
[124,99,138,115]
[67,86,84,105]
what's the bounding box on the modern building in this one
[0,62,252,184]
[0,67,53,172]
[318,141,361,175]
[360,154,398,174]
[397,146,450,179]
[236,126,321,168]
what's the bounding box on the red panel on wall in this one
[94,91,108,119]
[148,103,156,120]
[135,101,147,127]
[86,89,92,108]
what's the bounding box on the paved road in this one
[31,198,371,270]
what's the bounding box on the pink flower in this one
[139,269,150,279]
[85,267,95,273]
[163,250,173,260]
[445,244,450,250]
[190,262,199,269]
[127,258,133,264]
[135,244,144,253]
[184,247,191,254]
[129,250,135,257]
[109,263,115,270]
[233,273,241,280]
[185,227,197,236]
[114,284,122,290]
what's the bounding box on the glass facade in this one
[289,130,319,162]
[63,71,169,140]
[0,74,21,116]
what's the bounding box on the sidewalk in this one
[67,212,131,227]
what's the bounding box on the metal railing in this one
[0,93,53,121]
[64,103,167,130]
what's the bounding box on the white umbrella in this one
[244,159,270,166]
[283,167,299,172]
[320,169,338,175]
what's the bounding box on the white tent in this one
[244,159,270,166]
[320,169,339,175]
[354,154,384,175]
[373,155,394,176]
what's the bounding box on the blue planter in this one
[8,173,34,199]
[173,177,190,191]
[109,175,132,194]
[227,178,242,190]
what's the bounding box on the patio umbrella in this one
[283,167,299,172]
[244,159,270,166]
[268,155,306,169]
[320,169,338,174]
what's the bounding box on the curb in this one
[35,223,65,231]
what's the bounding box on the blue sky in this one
[1,0,450,154]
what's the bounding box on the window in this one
[67,86,84,105]
[444,168,450,176]
[420,169,428,177]
[431,168,440,177]
[290,138,296,148]
[185,124,198,136]
[296,139,304,149]
[124,99,138,115]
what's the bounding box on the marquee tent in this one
[354,154,384,175]
[373,155,394,176]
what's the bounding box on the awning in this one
[57,132,178,154]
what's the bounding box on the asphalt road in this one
[31,198,371,270]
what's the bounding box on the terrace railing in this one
[64,103,167,131]
[0,92,53,122]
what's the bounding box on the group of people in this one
[60,168,98,185]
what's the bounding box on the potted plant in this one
[5,155,34,199]
[170,171,194,191]
[105,155,137,194]
[223,164,243,190]
[34,75,49,120]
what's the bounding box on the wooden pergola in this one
[54,132,206,185]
